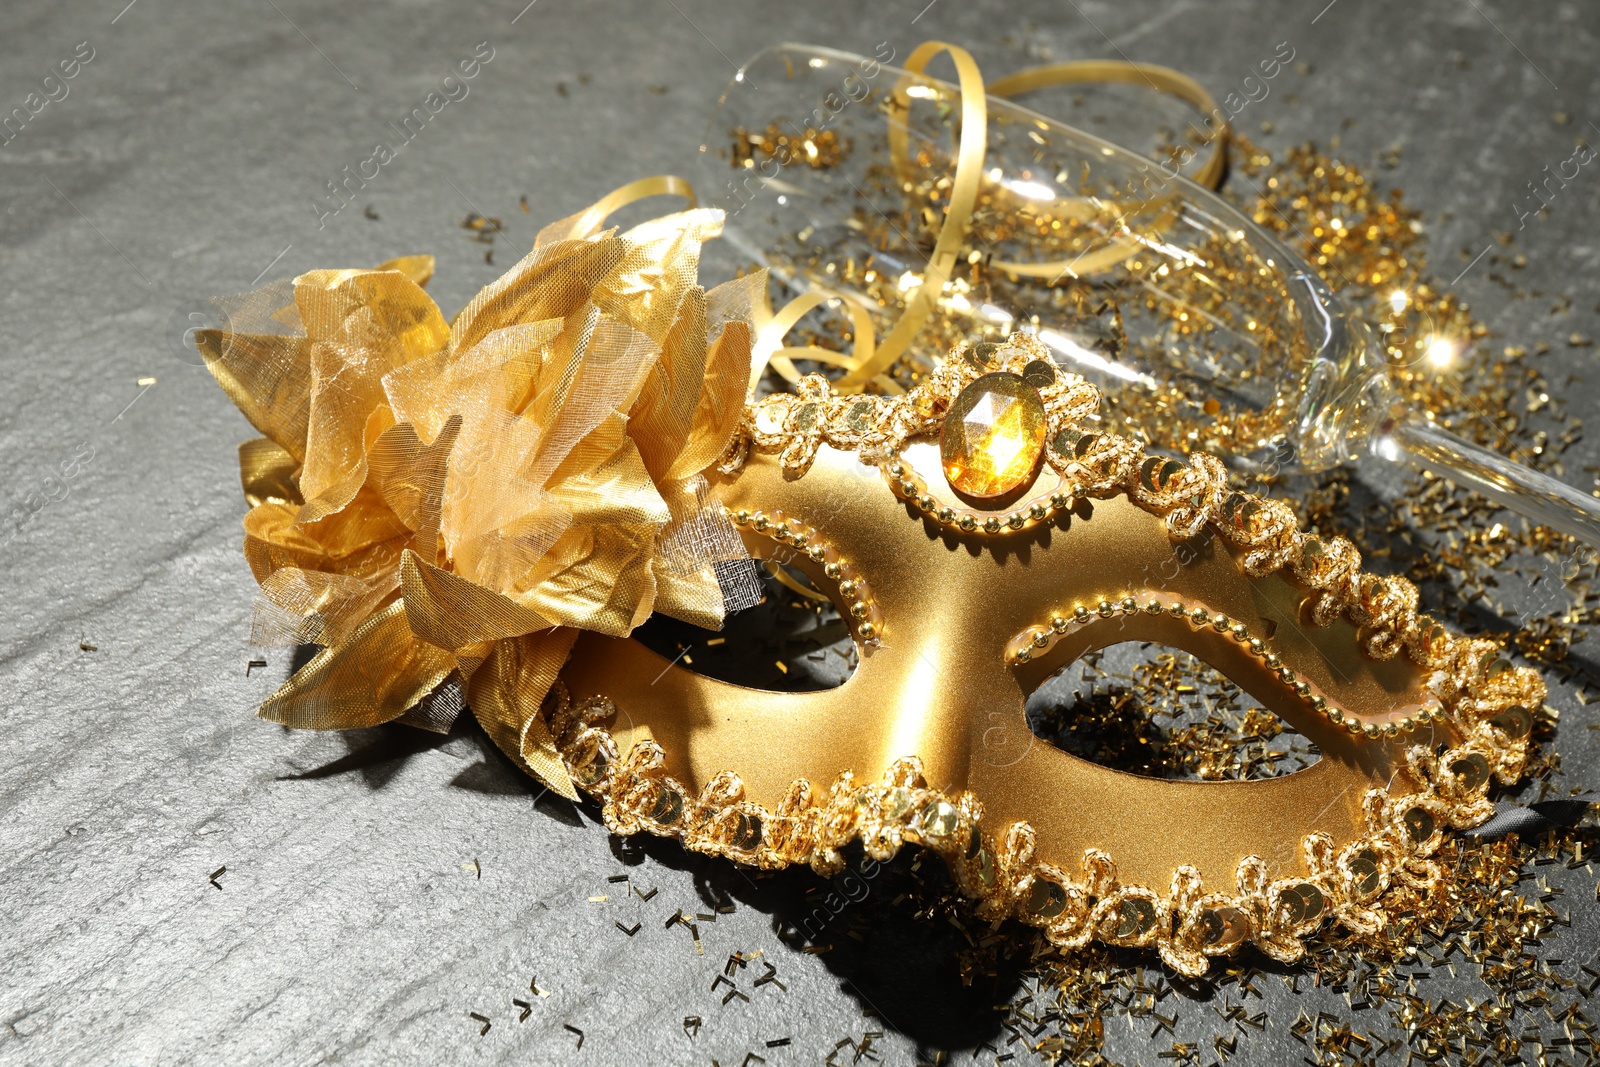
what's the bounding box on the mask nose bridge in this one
[712,442,1043,794]
[845,607,1024,796]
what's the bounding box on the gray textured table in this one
[4,2,1599,1064]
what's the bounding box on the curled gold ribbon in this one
[754,43,1229,393]
[759,288,885,392]
[833,41,989,390]
[553,174,699,242]
[984,59,1227,187]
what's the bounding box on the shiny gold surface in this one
[562,442,1451,889]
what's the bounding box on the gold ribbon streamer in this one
[551,174,699,243]
[834,41,988,391]
[984,59,1227,188]
[757,44,1230,393]
[757,288,885,391]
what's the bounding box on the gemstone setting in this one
[939,372,1047,502]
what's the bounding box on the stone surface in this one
[3,2,1599,1065]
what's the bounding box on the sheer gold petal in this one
[294,269,450,519]
[253,566,395,648]
[648,476,744,630]
[704,269,776,396]
[293,267,450,357]
[384,320,564,442]
[544,437,670,529]
[668,319,753,482]
[526,314,658,487]
[630,286,709,483]
[600,209,725,343]
[376,254,436,289]
[518,524,658,635]
[367,414,462,565]
[399,549,555,651]
[450,238,624,354]
[241,499,408,584]
[196,328,313,462]
[258,601,455,729]
[650,566,727,630]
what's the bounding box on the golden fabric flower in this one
[198,210,755,797]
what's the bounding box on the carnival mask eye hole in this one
[1024,644,1321,781]
[629,563,857,693]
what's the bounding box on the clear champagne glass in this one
[697,42,1600,549]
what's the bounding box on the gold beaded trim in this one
[723,506,885,646]
[720,334,1104,483]
[1006,593,1447,739]
[545,680,1534,977]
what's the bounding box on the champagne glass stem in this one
[1372,411,1600,549]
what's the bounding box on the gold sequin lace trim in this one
[548,679,1532,977]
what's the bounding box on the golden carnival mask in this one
[197,53,1544,975]
[557,333,1543,975]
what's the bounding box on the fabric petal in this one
[377,254,436,289]
[253,566,396,648]
[449,237,624,354]
[294,268,450,520]
[599,209,725,343]
[464,630,580,798]
[399,549,555,651]
[239,437,302,507]
[258,601,455,729]
[630,286,709,483]
[668,319,752,482]
[517,524,658,635]
[366,414,461,565]
[241,496,408,584]
[196,326,313,462]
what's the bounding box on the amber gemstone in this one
[940,372,1047,500]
